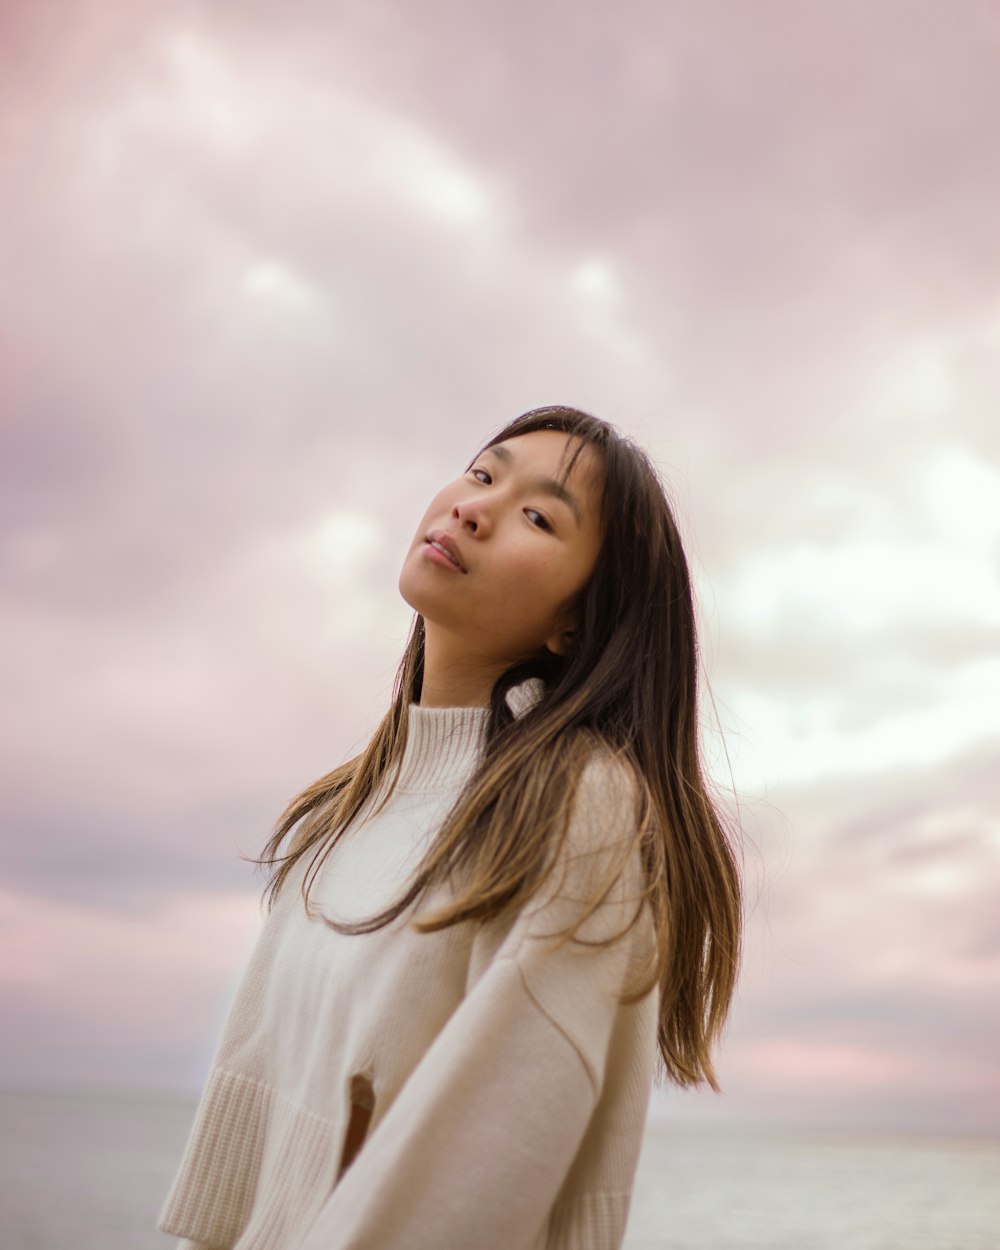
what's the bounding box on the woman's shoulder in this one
[569,742,644,847]
[528,741,648,919]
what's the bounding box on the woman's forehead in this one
[486,429,601,483]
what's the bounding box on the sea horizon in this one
[5,1079,996,1144]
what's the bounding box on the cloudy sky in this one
[2,0,998,1135]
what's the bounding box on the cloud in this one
[1,0,999,1130]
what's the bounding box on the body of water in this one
[0,1090,996,1249]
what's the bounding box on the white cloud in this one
[297,509,387,578]
[383,126,493,224]
[241,259,326,312]
[873,341,956,419]
[722,656,1000,787]
[725,537,1000,635]
[921,445,1000,550]
[570,258,619,301]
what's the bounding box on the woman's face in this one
[399,429,604,665]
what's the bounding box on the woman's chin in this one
[398,555,457,619]
[397,566,428,615]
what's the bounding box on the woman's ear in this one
[544,627,575,657]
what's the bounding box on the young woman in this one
[159,405,742,1250]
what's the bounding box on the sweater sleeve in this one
[297,756,655,1250]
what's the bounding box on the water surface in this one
[1,1090,996,1249]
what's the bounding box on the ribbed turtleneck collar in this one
[392,702,491,793]
[391,676,545,794]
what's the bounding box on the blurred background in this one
[2,1,998,1246]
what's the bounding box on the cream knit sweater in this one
[159,682,660,1250]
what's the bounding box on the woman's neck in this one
[418,627,510,708]
[417,672,492,708]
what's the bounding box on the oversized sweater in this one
[159,681,660,1250]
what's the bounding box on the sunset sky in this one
[2,0,998,1135]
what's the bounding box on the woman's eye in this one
[471,468,491,484]
[526,509,551,531]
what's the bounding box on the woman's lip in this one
[425,530,467,571]
[423,539,465,572]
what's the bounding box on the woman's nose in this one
[452,497,491,536]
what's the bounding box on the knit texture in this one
[159,683,660,1250]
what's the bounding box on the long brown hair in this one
[256,406,742,1089]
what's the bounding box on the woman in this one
[159,405,742,1250]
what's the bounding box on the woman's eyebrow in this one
[481,444,582,525]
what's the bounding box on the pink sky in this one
[1,0,998,1133]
